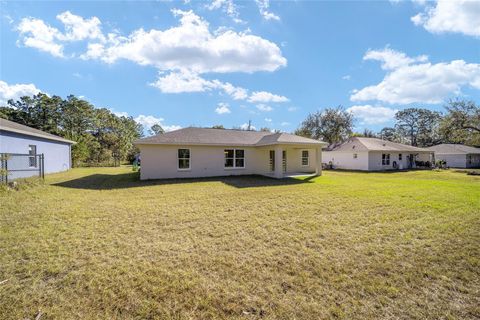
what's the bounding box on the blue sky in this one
[1,0,479,133]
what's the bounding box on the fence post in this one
[5,155,8,184]
[41,154,45,180]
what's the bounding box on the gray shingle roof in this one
[327,137,432,152]
[134,127,326,146]
[0,118,75,144]
[427,144,480,155]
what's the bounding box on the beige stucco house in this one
[427,144,480,168]
[323,137,434,171]
[134,127,327,180]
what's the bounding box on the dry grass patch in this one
[1,167,479,319]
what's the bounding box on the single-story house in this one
[427,144,480,168]
[134,127,327,180]
[323,137,434,171]
[0,118,75,180]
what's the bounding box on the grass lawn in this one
[1,167,479,319]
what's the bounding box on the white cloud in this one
[351,49,480,104]
[218,82,248,100]
[16,10,289,106]
[342,75,351,80]
[150,70,287,104]
[16,10,286,74]
[287,106,298,112]
[363,47,428,70]
[346,105,398,125]
[215,102,231,114]
[256,104,273,112]
[150,70,248,100]
[3,14,14,25]
[280,121,290,126]
[150,70,213,93]
[240,122,256,130]
[110,109,129,118]
[16,17,64,57]
[16,11,106,58]
[207,0,244,23]
[81,43,105,60]
[163,124,182,132]
[248,91,289,103]
[133,114,181,132]
[411,0,480,37]
[256,0,280,21]
[82,9,286,74]
[134,115,164,128]
[56,11,105,42]
[0,80,42,105]
[264,118,272,122]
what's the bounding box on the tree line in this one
[1,93,478,166]
[295,100,480,147]
[0,93,143,166]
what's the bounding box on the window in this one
[382,153,390,165]
[269,150,275,171]
[29,145,37,167]
[399,153,402,160]
[302,150,309,166]
[177,149,190,170]
[353,153,358,159]
[224,149,245,168]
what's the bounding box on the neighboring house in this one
[427,144,480,168]
[323,137,434,171]
[0,118,75,179]
[134,127,327,180]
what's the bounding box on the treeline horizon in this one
[0,93,143,167]
[293,100,480,148]
[1,94,479,167]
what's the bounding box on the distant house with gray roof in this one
[134,127,327,180]
[427,144,480,168]
[323,137,434,171]
[0,118,75,180]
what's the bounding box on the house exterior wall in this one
[284,148,317,173]
[0,130,71,179]
[323,150,432,171]
[434,154,467,168]
[323,151,369,170]
[138,144,318,180]
[368,152,408,171]
[368,151,432,171]
[467,154,480,168]
[433,153,480,168]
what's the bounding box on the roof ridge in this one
[352,136,372,150]
[185,126,274,133]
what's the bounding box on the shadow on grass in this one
[325,168,433,174]
[53,172,315,190]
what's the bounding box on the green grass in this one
[1,167,479,319]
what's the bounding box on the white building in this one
[323,137,434,171]
[427,144,480,168]
[134,127,327,180]
[1,118,74,180]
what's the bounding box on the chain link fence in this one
[0,153,44,184]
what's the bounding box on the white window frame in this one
[301,150,309,166]
[382,153,391,166]
[353,153,358,159]
[224,149,245,169]
[177,148,191,171]
[28,145,37,168]
[399,153,402,161]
